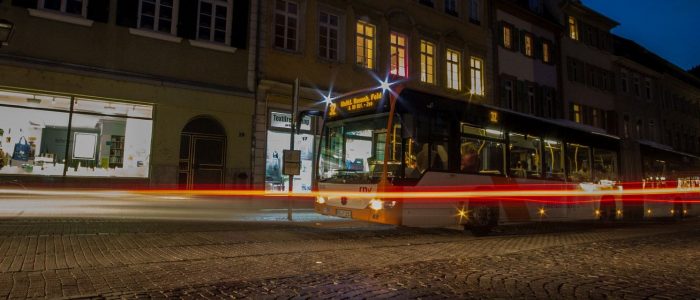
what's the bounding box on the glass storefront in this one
[0,89,153,178]
[265,111,315,193]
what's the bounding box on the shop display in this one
[0,89,153,178]
[265,111,316,193]
[12,137,30,162]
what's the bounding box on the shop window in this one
[318,11,340,60]
[40,0,87,16]
[356,20,376,69]
[543,140,564,180]
[274,0,299,51]
[197,0,230,44]
[592,148,618,181]
[390,32,408,78]
[446,48,462,90]
[566,143,591,182]
[508,132,541,178]
[470,57,484,96]
[138,0,176,34]
[266,111,314,192]
[420,40,436,84]
[0,90,153,178]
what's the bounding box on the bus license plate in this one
[336,209,352,218]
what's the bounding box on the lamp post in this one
[0,19,15,48]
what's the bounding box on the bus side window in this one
[592,148,618,181]
[544,140,565,180]
[508,133,542,179]
[566,143,592,182]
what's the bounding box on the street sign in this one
[283,149,301,175]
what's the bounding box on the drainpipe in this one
[249,0,263,189]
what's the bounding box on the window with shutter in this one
[138,0,177,34]
[197,0,230,44]
[274,0,299,51]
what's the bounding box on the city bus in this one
[308,86,696,234]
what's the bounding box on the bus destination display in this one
[329,91,383,119]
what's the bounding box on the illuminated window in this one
[197,0,230,44]
[524,34,533,57]
[542,41,551,63]
[319,11,340,60]
[420,40,436,84]
[390,32,408,77]
[568,16,578,40]
[274,0,299,51]
[470,57,484,95]
[446,49,462,90]
[138,0,176,34]
[39,0,87,16]
[572,103,581,123]
[503,24,512,49]
[356,20,376,69]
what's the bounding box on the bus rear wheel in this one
[466,205,499,236]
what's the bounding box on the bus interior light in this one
[485,129,503,136]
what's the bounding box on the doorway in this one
[179,117,227,189]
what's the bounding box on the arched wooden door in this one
[178,117,227,189]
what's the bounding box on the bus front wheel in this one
[466,205,499,236]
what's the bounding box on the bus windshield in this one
[318,114,402,184]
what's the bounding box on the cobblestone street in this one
[0,213,699,299]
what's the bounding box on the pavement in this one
[0,192,699,299]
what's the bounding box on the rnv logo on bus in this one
[359,186,373,192]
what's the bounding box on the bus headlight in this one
[369,199,384,211]
[316,196,326,204]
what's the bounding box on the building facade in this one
[492,0,562,120]
[613,36,700,180]
[251,0,494,192]
[0,0,254,188]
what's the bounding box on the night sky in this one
[584,0,700,71]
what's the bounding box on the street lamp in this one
[0,19,15,48]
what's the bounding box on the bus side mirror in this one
[296,110,324,134]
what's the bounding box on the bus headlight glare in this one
[316,196,326,204]
[369,199,384,211]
